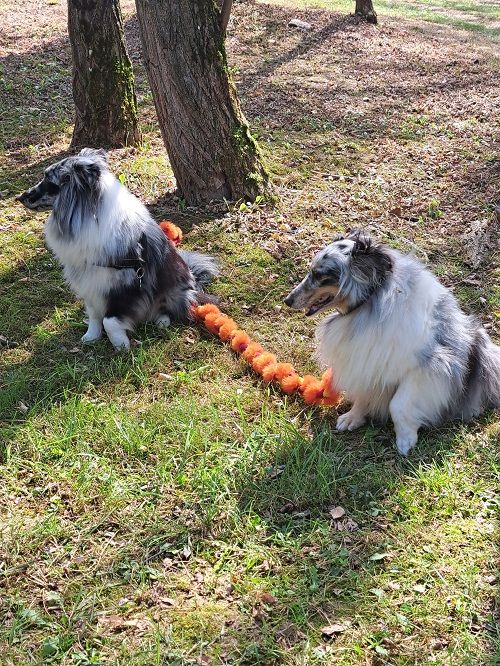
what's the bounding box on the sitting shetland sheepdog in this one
[285,230,500,455]
[18,148,217,350]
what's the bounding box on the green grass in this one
[1,0,499,664]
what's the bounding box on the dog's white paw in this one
[155,314,171,329]
[336,410,366,432]
[81,321,103,343]
[81,330,102,343]
[112,339,130,352]
[103,317,130,351]
[81,332,102,343]
[395,431,418,456]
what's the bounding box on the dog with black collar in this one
[18,148,217,350]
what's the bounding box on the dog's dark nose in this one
[284,294,293,307]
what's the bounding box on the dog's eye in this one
[310,269,322,281]
[44,180,60,196]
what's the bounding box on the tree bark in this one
[68,0,141,149]
[355,0,378,24]
[135,0,268,205]
[220,0,233,33]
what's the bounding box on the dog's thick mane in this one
[338,230,393,311]
[51,148,108,238]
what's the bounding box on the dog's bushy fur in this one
[285,230,500,455]
[18,148,217,349]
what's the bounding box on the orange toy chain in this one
[193,303,341,407]
[159,221,342,408]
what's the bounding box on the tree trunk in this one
[355,0,378,24]
[68,0,141,149]
[135,0,268,205]
[220,0,233,33]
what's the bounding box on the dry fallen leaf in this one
[321,623,347,637]
[197,656,211,666]
[157,372,173,380]
[157,596,175,606]
[333,518,359,532]
[260,591,278,605]
[98,614,124,632]
[98,614,152,634]
[329,506,346,520]
[122,618,152,634]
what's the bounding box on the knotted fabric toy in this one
[160,220,342,408]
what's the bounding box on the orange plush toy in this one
[159,220,342,408]
[159,220,183,246]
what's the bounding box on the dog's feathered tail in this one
[481,336,500,409]
[180,250,218,290]
[458,329,500,421]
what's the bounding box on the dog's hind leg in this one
[103,316,130,350]
[389,370,450,455]
[336,396,371,432]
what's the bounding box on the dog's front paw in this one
[103,317,130,351]
[155,314,171,329]
[336,410,366,432]
[81,330,102,343]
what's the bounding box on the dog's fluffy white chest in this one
[316,269,443,395]
[44,213,135,310]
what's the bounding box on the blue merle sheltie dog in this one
[18,148,217,350]
[285,230,500,455]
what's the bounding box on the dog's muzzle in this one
[17,185,52,211]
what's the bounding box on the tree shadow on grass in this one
[236,11,355,94]
[0,250,195,448]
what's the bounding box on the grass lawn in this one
[0,0,499,664]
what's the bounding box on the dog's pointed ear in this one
[72,161,101,191]
[347,229,372,255]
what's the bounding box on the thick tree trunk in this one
[135,0,268,205]
[68,0,141,148]
[355,0,378,24]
